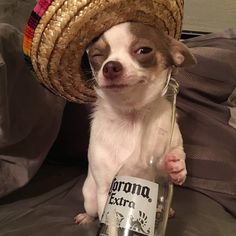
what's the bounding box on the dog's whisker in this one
[82,70,93,77]
[81,71,97,87]
[85,77,95,83]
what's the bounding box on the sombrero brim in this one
[23,0,184,103]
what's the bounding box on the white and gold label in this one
[101,176,159,236]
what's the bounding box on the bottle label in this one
[100,176,158,236]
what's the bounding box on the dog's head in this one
[86,22,196,109]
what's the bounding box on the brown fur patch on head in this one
[128,22,196,68]
[129,22,172,69]
[87,36,110,73]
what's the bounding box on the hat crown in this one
[23,0,184,103]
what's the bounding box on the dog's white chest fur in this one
[89,105,142,176]
[88,97,173,187]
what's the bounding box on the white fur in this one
[75,22,187,224]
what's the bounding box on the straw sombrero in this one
[23,0,184,103]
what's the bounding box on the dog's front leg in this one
[164,147,187,185]
[141,114,187,186]
[74,168,98,224]
[163,122,187,185]
[96,185,111,220]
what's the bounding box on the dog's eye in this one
[91,53,104,58]
[90,49,106,58]
[136,47,153,54]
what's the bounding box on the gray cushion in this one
[176,28,236,217]
[0,23,65,197]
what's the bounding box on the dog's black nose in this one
[103,61,123,80]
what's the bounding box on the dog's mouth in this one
[102,84,129,89]
[100,79,146,90]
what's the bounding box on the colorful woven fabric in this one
[23,0,53,73]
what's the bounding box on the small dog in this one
[75,22,196,224]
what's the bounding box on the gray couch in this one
[0,1,235,235]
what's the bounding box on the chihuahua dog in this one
[75,22,196,224]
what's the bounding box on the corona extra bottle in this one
[97,78,179,236]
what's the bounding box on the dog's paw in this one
[168,208,175,218]
[156,206,175,219]
[74,213,95,224]
[164,153,187,185]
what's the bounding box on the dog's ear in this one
[168,37,197,67]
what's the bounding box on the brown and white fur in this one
[75,22,196,224]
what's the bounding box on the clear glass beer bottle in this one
[97,78,179,236]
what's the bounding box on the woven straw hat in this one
[23,0,184,103]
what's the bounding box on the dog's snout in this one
[103,61,123,79]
